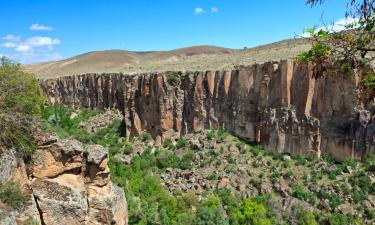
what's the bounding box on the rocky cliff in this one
[40,60,375,161]
[0,132,128,225]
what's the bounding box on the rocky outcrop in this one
[0,133,128,225]
[40,60,375,161]
[0,149,42,225]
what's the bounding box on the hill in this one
[25,38,311,79]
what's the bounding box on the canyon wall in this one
[40,60,375,161]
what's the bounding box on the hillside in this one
[25,38,311,78]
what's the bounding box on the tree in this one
[299,0,374,90]
[0,57,44,157]
[235,198,272,225]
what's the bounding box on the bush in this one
[207,130,216,140]
[207,173,218,180]
[175,137,187,149]
[0,57,45,157]
[235,198,272,225]
[163,138,174,149]
[120,142,133,155]
[165,72,180,86]
[319,190,343,208]
[140,132,152,142]
[292,184,318,205]
[155,150,180,169]
[364,154,375,171]
[179,150,194,170]
[0,180,28,209]
[24,218,40,225]
[327,213,356,225]
[349,171,372,202]
[293,206,318,225]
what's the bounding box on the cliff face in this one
[40,60,375,161]
[0,132,128,225]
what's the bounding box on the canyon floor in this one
[38,107,375,225]
[24,38,311,78]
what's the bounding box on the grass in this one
[0,180,28,209]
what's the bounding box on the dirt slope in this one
[25,38,311,78]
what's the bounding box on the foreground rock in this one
[0,133,128,225]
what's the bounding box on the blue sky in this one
[0,0,346,64]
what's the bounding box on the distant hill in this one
[25,38,311,79]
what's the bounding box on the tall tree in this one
[299,0,374,89]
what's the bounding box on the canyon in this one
[40,60,375,162]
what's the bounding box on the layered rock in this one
[30,133,128,225]
[0,133,128,225]
[0,149,42,225]
[40,60,375,161]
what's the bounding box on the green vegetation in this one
[40,105,375,224]
[24,218,40,225]
[0,57,45,157]
[301,0,374,93]
[165,72,180,86]
[235,198,273,225]
[0,180,28,209]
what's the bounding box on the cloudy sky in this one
[0,0,346,64]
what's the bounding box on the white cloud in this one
[26,36,61,47]
[2,34,21,42]
[1,27,62,63]
[29,23,52,31]
[2,42,17,48]
[301,17,359,37]
[194,7,204,15]
[326,17,359,32]
[210,7,218,13]
[15,45,33,52]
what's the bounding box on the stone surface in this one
[29,133,128,225]
[0,149,42,225]
[0,132,128,225]
[40,60,375,161]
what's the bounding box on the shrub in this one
[224,165,236,174]
[24,218,40,225]
[284,170,294,179]
[235,198,272,225]
[0,180,28,209]
[327,213,356,225]
[293,206,318,225]
[227,153,236,164]
[270,171,280,184]
[319,190,344,208]
[175,137,187,149]
[364,154,375,171]
[140,132,152,142]
[206,130,216,140]
[207,173,218,180]
[0,57,45,157]
[349,171,372,201]
[165,72,180,86]
[163,138,174,149]
[179,150,194,170]
[250,146,262,157]
[292,154,307,166]
[155,150,180,169]
[292,184,310,202]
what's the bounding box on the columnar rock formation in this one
[40,60,375,161]
[0,133,128,225]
